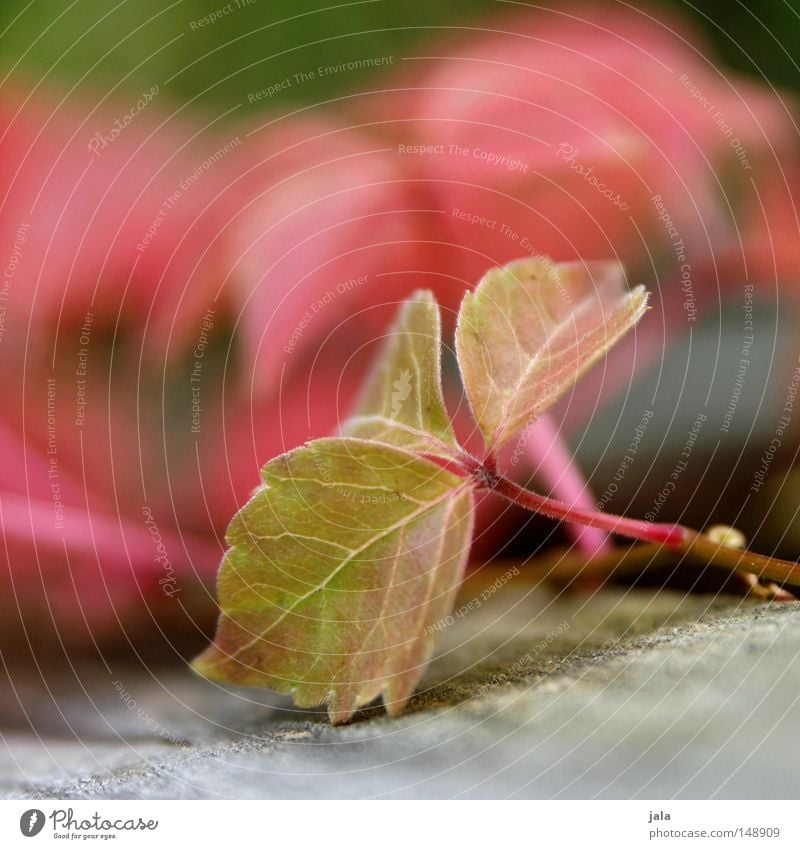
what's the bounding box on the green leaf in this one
[192,437,474,723]
[194,260,656,723]
[343,290,460,459]
[455,258,649,450]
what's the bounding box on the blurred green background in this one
[1,0,797,115]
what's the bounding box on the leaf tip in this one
[189,645,222,681]
[408,287,437,303]
[328,705,357,725]
[383,692,413,718]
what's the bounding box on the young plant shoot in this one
[193,258,800,723]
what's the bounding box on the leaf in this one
[343,290,460,459]
[455,258,649,450]
[195,260,655,723]
[192,437,474,723]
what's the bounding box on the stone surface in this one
[2,584,799,799]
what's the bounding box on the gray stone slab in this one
[2,586,798,799]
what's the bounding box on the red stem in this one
[485,472,688,548]
[457,458,800,590]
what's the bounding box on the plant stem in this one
[486,471,688,547]
[682,530,800,588]
[467,460,800,592]
[464,549,797,599]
